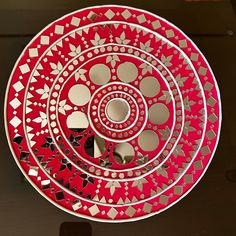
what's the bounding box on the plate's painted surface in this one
[5,5,221,222]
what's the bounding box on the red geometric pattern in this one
[5,5,221,222]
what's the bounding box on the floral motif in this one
[106,55,120,68]
[183,121,196,135]
[69,134,82,147]
[90,33,106,46]
[59,158,72,171]
[132,178,148,191]
[115,32,130,45]
[183,96,196,111]
[159,127,171,140]
[173,144,185,157]
[33,111,47,128]
[140,40,153,52]
[58,100,72,115]
[156,167,168,178]
[139,63,152,75]
[68,44,81,57]
[79,174,94,188]
[99,156,112,168]
[175,73,188,87]
[50,62,63,75]
[74,69,87,81]
[161,55,173,67]
[135,152,148,165]
[41,137,55,152]
[105,181,121,195]
[36,84,50,100]
[159,90,172,104]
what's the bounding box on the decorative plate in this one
[4,5,221,222]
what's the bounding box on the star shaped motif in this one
[105,181,121,195]
[79,174,94,188]
[132,178,148,191]
[41,137,55,152]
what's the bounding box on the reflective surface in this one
[106,98,130,122]
[1,0,234,233]
[139,76,160,97]
[113,143,135,164]
[149,103,170,124]
[138,130,159,151]
[4,4,222,223]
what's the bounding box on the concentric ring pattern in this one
[5,5,221,222]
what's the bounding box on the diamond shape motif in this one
[28,166,39,176]
[10,116,21,128]
[174,186,183,195]
[201,145,211,155]
[13,81,24,92]
[206,130,216,140]
[87,11,96,19]
[137,14,146,23]
[70,16,81,26]
[125,206,136,217]
[204,82,213,91]
[184,174,193,183]
[105,9,115,19]
[199,66,207,76]
[55,191,65,200]
[121,9,132,19]
[107,208,118,219]
[72,200,82,211]
[40,36,49,45]
[20,64,30,74]
[29,48,38,58]
[179,39,187,48]
[143,202,152,213]
[208,113,218,123]
[10,98,21,109]
[159,195,168,205]
[152,20,161,29]
[190,52,199,61]
[165,29,174,38]
[88,205,100,216]
[41,179,50,189]
[55,25,64,35]
[194,160,203,170]
[207,97,217,107]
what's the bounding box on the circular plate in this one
[4,5,221,222]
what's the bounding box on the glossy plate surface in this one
[5,5,221,222]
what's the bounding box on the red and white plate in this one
[5,5,221,222]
